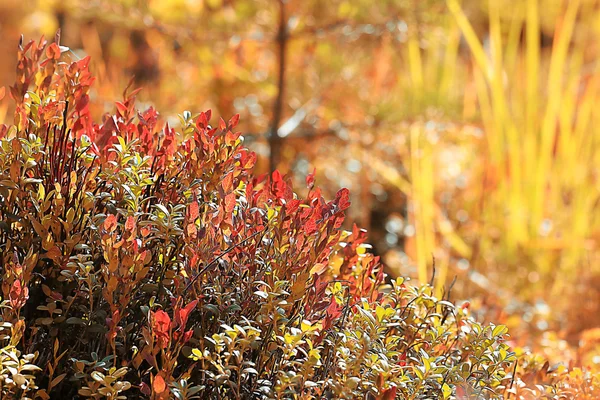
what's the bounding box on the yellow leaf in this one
[375,306,386,323]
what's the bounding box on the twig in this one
[184,228,266,292]
[429,255,436,287]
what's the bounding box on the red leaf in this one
[139,106,158,126]
[153,310,171,330]
[286,199,301,214]
[95,115,119,151]
[322,298,342,331]
[272,170,283,186]
[152,310,171,349]
[115,101,128,115]
[271,170,291,201]
[218,117,226,130]
[305,217,318,235]
[241,151,257,169]
[197,110,211,130]
[161,123,177,157]
[333,215,344,229]
[335,188,351,211]
[397,352,407,367]
[77,55,92,70]
[300,206,313,220]
[75,94,90,114]
[326,298,342,320]
[176,300,198,328]
[295,234,305,251]
[139,382,152,396]
[9,280,28,309]
[228,114,240,129]
[196,114,205,130]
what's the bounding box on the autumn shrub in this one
[0,36,598,400]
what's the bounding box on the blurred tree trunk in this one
[269,0,287,173]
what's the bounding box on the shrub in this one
[0,35,597,400]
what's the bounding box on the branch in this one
[184,229,267,292]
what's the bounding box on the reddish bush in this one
[0,35,384,399]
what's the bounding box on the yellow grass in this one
[369,0,600,311]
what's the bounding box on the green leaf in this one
[66,317,86,325]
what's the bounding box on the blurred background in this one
[2,0,600,365]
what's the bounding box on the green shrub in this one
[0,35,598,400]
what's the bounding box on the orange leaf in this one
[222,173,233,192]
[104,214,118,232]
[125,216,135,232]
[45,43,61,60]
[152,374,166,394]
[309,263,328,276]
[189,201,199,221]
[186,223,197,238]
[224,193,236,213]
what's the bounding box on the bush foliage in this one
[1,36,599,400]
